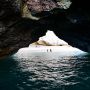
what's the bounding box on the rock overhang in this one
[22,0,71,19]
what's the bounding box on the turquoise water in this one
[0,52,90,90]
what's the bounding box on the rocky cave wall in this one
[0,0,90,57]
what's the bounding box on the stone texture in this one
[0,0,90,58]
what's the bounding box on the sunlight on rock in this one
[16,30,87,57]
[34,30,68,46]
[57,0,72,9]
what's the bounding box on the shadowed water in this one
[0,51,90,90]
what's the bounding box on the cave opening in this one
[16,30,86,57]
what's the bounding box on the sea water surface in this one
[0,47,90,90]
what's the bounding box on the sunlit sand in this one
[19,45,83,52]
[15,45,87,58]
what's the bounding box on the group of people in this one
[47,49,52,52]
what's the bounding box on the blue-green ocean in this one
[0,51,90,90]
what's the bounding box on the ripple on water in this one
[0,50,89,90]
[9,51,90,90]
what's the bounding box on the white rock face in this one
[19,30,86,53]
[37,30,68,46]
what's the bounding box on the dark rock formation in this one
[25,0,71,12]
[0,0,90,58]
[21,0,71,19]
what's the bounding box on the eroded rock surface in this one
[25,0,71,12]
[0,0,90,58]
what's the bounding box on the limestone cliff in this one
[30,30,68,46]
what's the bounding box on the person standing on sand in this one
[47,49,48,52]
[50,49,52,52]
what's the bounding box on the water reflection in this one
[13,51,90,90]
[0,51,90,90]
